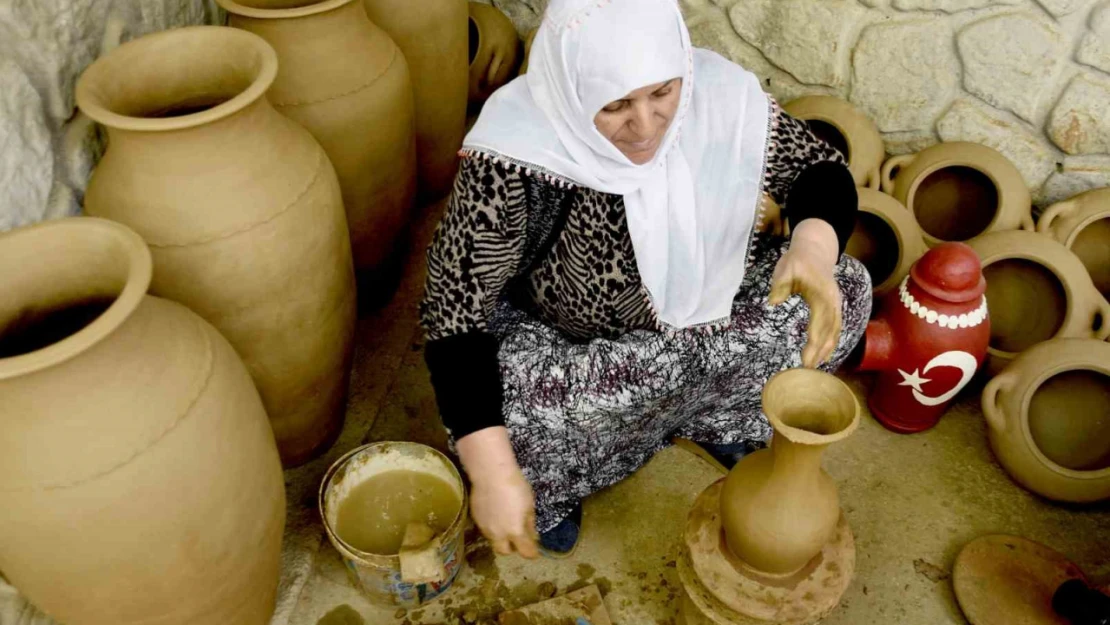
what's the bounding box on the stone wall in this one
[0,0,222,232]
[491,0,1110,206]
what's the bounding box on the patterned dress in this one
[421,100,872,532]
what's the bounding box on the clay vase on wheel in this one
[846,188,929,297]
[0,218,285,625]
[720,368,860,576]
[77,26,358,467]
[1039,187,1110,302]
[220,0,418,294]
[983,338,1110,503]
[783,96,885,190]
[881,142,1035,247]
[468,2,522,106]
[364,0,468,199]
[968,230,1110,377]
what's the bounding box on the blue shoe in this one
[697,440,764,471]
[539,504,583,558]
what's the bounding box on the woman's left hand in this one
[768,219,842,369]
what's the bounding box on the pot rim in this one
[763,369,861,445]
[978,251,1078,362]
[318,441,469,566]
[0,218,152,380]
[1064,210,1110,249]
[901,147,1011,244]
[216,0,358,21]
[857,188,920,293]
[1018,359,1110,480]
[75,26,278,133]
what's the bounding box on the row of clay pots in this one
[785,97,1110,505]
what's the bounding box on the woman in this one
[421,0,871,559]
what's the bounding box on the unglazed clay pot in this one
[968,230,1110,377]
[77,26,357,467]
[0,218,285,625]
[846,188,929,297]
[857,243,990,433]
[982,339,1110,503]
[720,368,860,576]
[468,2,522,105]
[1039,187,1110,302]
[221,0,418,286]
[881,142,1035,247]
[364,0,468,199]
[783,96,885,189]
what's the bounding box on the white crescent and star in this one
[897,351,979,407]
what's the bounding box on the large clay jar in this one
[468,2,522,106]
[968,230,1110,377]
[1038,187,1110,302]
[783,96,885,190]
[881,142,1035,247]
[983,338,1110,503]
[0,218,285,624]
[220,0,418,287]
[846,188,929,297]
[364,0,468,199]
[77,26,358,467]
[720,368,860,575]
[519,27,537,75]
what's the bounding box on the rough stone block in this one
[1048,73,1110,155]
[851,19,960,133]
[1034,0,1095,16]
[1038,155,1110,205]
[727,0,867,88]
[1077,1,1110,74]
[938,98,1059,189]
[892,0,1022,11]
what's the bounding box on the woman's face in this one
[593,78,682,165]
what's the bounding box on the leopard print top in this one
[421,100,847,342]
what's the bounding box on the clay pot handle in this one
[1095,297,1110,342]
[881,155,915,195]
[865,168,882,191]
[981,375,1011,433]
[1037,200,1076,234]
[1020,211,1036,232]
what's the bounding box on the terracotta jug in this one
[364,0,468,199]
[720,368,860,576]
[857,243,990,433]
[77,26,358,467]
[968,230,1110,377]
[0,218,285,624]
[983,338,1110,503]
[783,96,885,190]
[1039,187,1110,302]
[220,0,418,288]
[846,188,929,297]
[468,2,522,106]
[881,142,1035,247]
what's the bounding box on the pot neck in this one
[770,434,831,476]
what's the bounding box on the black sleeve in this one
[764,99,858,256]
[424,332,504,439]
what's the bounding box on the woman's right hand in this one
[456,427,540,559]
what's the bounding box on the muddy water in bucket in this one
[320,442,467,607]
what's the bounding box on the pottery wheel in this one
[953,535,1086,625]
[677,480,855,625]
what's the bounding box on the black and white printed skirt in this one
[486,235,873,532]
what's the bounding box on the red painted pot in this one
[857,243,991,433]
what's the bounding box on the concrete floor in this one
[280,197,1110,625]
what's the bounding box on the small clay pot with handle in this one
[783,96,885,190]
[881,142,1035,247]
[969,230,1110,377]
[1038,187,1110,302]
[846,188,929,297]
[982,338,1110,503]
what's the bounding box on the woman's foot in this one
[539,504,583,558]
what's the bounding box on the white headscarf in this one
[464,0,770,329]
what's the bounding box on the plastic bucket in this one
[319,442,467,607]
